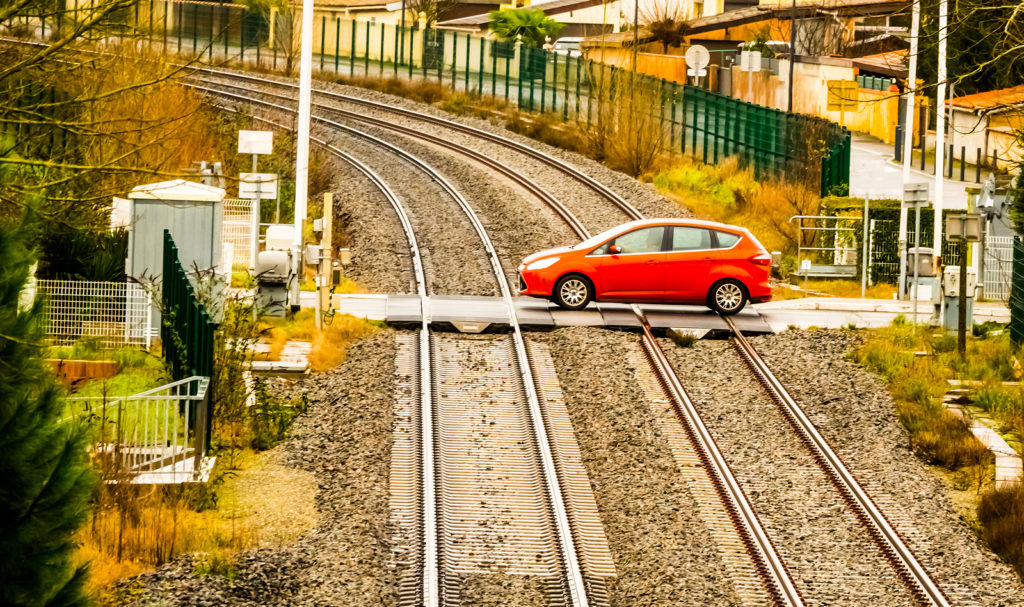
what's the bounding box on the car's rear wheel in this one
[708,279,747,315]
[553,274,593,311]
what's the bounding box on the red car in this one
[517,219,772,314]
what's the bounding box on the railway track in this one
[19,45,955,604]
[195,73,861,607]
[721,316,951,607]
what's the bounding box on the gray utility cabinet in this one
[126,179,226,334]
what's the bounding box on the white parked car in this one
[551,37,582,58]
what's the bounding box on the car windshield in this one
[571,223,635,251]
[557,41,580,50]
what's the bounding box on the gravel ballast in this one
[120,332,400,606]
[537,327,743,606]
[752,329,1024,606]
[662,336,917,606]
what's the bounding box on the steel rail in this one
[214,105,440,605]
[202,83,590,605]
[193,66,644,222]
[631,306,805,607]
[722,315,951,607]
[191,76,594,241]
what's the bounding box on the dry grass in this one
[979,484,1024,577]
[773,280,897,300]
[652,158,818,255]
[80,450,316,604]
[852,321,995,475]
[261,308,380,372]
[309,313,381,372]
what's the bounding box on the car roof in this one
[613,218,748,233]
[555,37,583,42]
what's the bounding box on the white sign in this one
[238,130,274,155]
[800,259,812,272]
[686,68,708,77]
[239,173,279,199]
[685,44,711,71]
[740,50,761,72]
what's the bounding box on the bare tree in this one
[407,0,459,29]
[0,1,219,229]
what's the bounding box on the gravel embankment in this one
[752,330,1024,606]
[341,121,579,284]
[325,159,411,294]
[119,332,399,606]
[322,127,498,297]
[661,336,917,606]
[312,80,689,227]
[537,327,743,606]
[206,70,690,234]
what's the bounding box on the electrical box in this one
[905,247,936,277]
[945,214,982,242]
[303,244,321,266]
[265,224,294,251]
[942,266,977,297]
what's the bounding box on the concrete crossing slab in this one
[334,294,774,334]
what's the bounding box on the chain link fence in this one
[37,280,151,348]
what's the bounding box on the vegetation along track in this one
[199,69,948,606]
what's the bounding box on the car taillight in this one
[749,253,772,266]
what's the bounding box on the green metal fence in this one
[161,230,216,380]
[39,2,850,193]
[1011,237,1024,344]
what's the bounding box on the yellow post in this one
[317,192,333,329]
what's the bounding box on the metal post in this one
[960,146,965,181]
[365,21,370,75]
[933,0,948,263]
[350,20,356,75]
[400,0,406,64]
[862,195,869,298]
[913,201,921,326]
[898,0,921,298]
[336,18,340,72]
[976,148,981,183]
[251,153,260,274]
[958,236,967,357]
[293,0,315,308]
[787,0,795,112]
[320,16,325,71]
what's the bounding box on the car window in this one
[671,227,712,251]
[715,231,741,248]
[612,226,665,254]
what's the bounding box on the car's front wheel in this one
[708,279,747,315]
[553,274,593,311]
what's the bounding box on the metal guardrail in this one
[65,376,211,483]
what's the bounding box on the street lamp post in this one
[292,0,314,309]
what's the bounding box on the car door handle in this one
[704,257,714,261]
[646,260,659,265]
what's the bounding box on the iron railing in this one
[162,230,216,380]
[64,376,210,483]
[1011,237,1024,343]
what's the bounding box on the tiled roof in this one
[950,85,1024,113]
[851,50,906,78]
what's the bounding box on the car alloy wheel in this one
[713,280,745,314]
[555,275,592,310]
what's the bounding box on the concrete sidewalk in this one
[849,134,971,209]
[753,296,1008,331]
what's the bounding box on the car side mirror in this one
[609,244,621,255]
